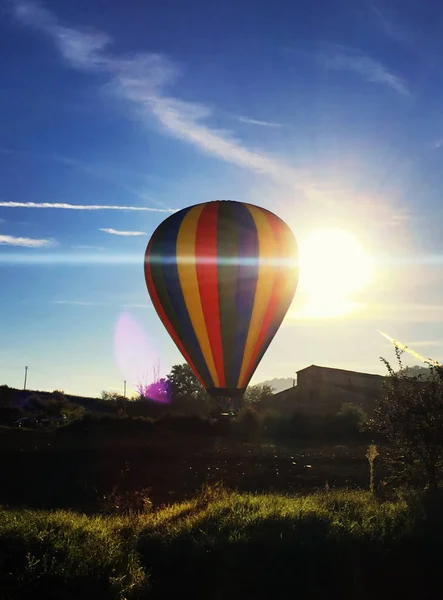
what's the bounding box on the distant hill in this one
[401,365,433,379]
[256,378,294,393]
[1,387,115,414]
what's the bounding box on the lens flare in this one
[114,312,167,400]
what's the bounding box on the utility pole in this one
[124,380,127,398]
[23,366,28,390]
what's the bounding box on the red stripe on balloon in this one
[144,239,205,387]
[195,203,226,387]
[242,212,287,383]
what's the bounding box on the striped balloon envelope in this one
[144,200,299,399]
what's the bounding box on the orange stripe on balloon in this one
[195,203,226,387]
[144,240,205,387]
[176,205,220,387]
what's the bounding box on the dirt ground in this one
[0,430,373,511]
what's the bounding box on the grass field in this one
[1,416,439,598]
[1,486,442,599]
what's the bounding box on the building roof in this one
[296,364,384,380]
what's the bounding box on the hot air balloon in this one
[144,200,298,405]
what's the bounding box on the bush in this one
[61,402,86,422]
[0,406,23,425]
[52,389,66,403]
[338,402,367,433]
[56,414,155,437]
[369,349,443,491]
[125,398,171,420]
[0,385,12,408]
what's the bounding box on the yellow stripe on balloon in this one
[176,205,220,387]
[237,205,278,388]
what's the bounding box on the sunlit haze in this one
[296,228,374,318]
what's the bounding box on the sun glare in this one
[297,228,374,318]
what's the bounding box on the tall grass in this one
[1,487,442,599]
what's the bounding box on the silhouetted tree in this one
[166,364,214,415]
[167,364,208,402]
[101,391,126,416]
[369,348,443,492]
[243,383,275,404]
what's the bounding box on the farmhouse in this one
[266,365,386,415]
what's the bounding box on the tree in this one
[166,364,214,415]
[167,364,208,403]
[243,384,275,404]
[369,348,443,492]
[100,391,126,416]
[101,391,123,402]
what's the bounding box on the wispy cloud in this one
[99,228,146,236]
[370,3,393,37]
[324,48,410,96]
[432,139,443,149]
[0,252,141,265]
[49,299,151,308]
[237,116,282,128]
[9,1,411,226]
[145,95,298,183]
[9,1,305,193]
[0,233,55,247]
[51,300,102,306]
[369,2,413,47]
[0,201,174,212]
[10,0,111,70]
[121,303,151,308]
[0,146,162,204]
[72,244,107,251]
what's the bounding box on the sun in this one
[296,228,374,318]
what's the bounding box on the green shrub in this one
[369,348,443,491]
[338,402,367,432]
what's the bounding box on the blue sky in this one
[1,0,443,396]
